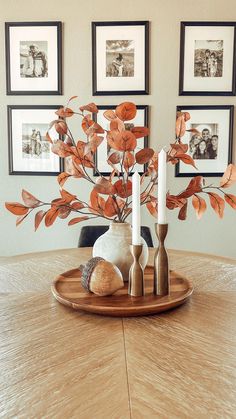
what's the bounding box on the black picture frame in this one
[92,21,149,95]
[8,105,64,175]
[93,105,149,176]
[179,21,236,96]
[175,105,234,177]
[5,21,62,95]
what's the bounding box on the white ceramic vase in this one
[92,222,149,282]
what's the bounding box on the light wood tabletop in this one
[1,248,236,419]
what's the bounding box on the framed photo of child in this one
[5,22,62,95]
[179,22,236,95]
[92,21,149,95]
[175,105,234,177]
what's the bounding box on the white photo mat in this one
[10,108,61,174]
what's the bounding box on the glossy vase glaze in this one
[92,222,149,282]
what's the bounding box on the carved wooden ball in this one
[80,257,124,296]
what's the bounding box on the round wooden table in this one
[1,248,236,418]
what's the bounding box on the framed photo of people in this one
[8,105,64,175]
[175,105,234,177]
[93,105,149,175]
[179,22,236,95]
[5,22,62,95]
[92,21,149,95]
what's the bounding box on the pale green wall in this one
[0,0,236,257]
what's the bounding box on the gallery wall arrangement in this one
[4,19,235,179]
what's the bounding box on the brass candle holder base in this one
[128,244,145,297]
[154,223,170,296]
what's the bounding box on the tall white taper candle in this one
[158,149,167,224]
[132,171,141,245]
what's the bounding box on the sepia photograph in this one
[175,105,233,177]
[189,123,219,160]
[179,22,236,95]
[106,40,134,77]
[194,40,223,78]
[20,41,48,78]
[22,123,50,159]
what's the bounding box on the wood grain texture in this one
[0,247,236,418]
[0,293,130,419]
[123,292,236,418]
[52,266,193,316]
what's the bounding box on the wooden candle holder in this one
[154,223,170,296]
[128,244,145,297]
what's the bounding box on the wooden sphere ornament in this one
[80,257,124,296]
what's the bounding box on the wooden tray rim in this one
[51,266,194,317]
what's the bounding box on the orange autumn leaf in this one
[22,190,41,208]
[35,210,46,231]
[208,192,225,219]
[81,115,94,134]
[68,216,89,226]
[54,120,68,135]
[166,195,186,210]
[177,154,197,169]
[115,102,137,121]
[183,112,190,122]
[94,177,115,195]
[114,131,137,152]
[123,151,135,172]
[220,164,236,188]
[58,206,71,219]
[46,131,53,144]
[55,107,74,118]
[89,189,105,214]
[110,118,125,132]
[70,201,85,210]
[170,143,188,154]
[51,141,73,158]
[131,126,149,139]
[224,194,236,210]
[5,202,29,216]
[67,95,78,103]
[135,148,154,164]
[60,189,76,203]
[114,180,132,198]
[79,103,98,113]
[178,201,187,220]
[104,196,118,217]
[192,195,207,220]
[178,176,203,199]
[44,207,59,227]
[175,115,186,138]
[84,135,103,154]
[146,201,157,217]
[108,152,121,164]
[103,109,117,121]
[57,172,72,187]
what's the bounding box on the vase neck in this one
[109,222,131,235]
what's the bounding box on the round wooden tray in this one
[51,265,193,317]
